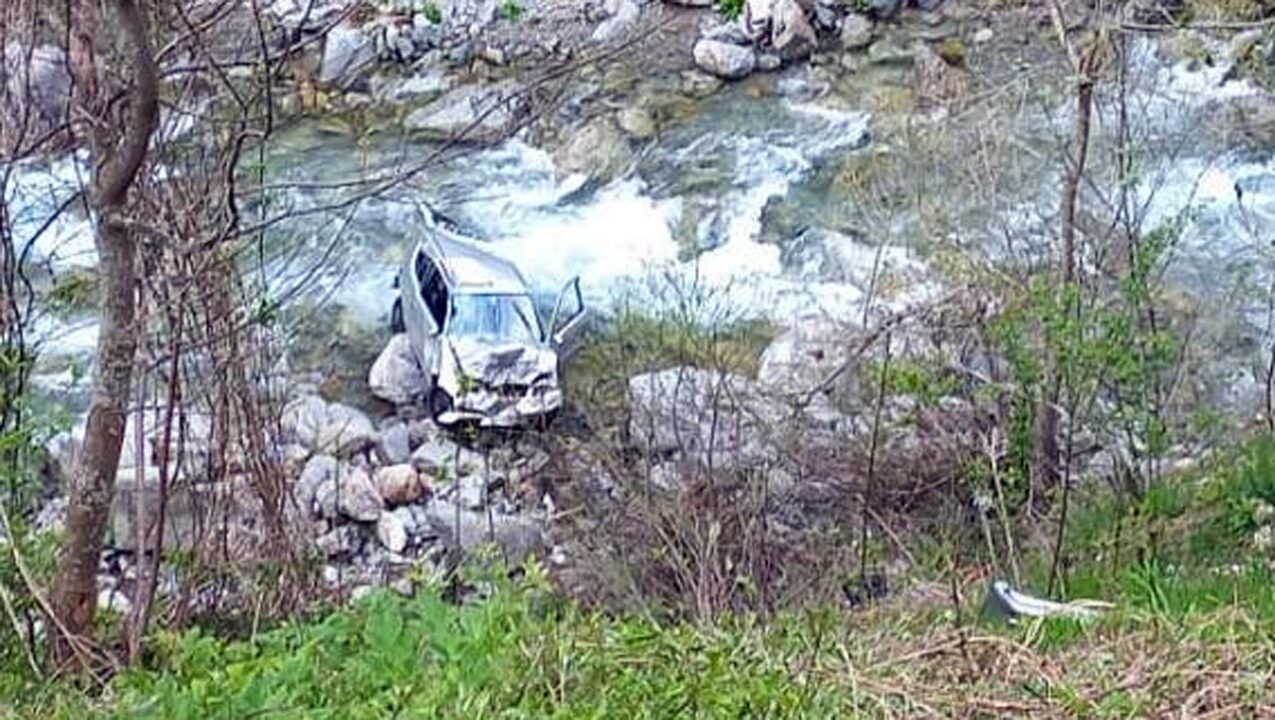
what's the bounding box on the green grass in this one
[10,439,1275,717]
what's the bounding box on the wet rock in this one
[592,0,641,43]
[315,465,384,522]
[315,524,362,557]
[868,0,902,19]
[553,116,633,182]
[377,423,413,465]
[703,21,751,46]
[914,0,946,11]
[317,403,377,457]
[617,104,657,139]
[757,52,783,71]
[771,0,818,61]
[972,27,994,45]
[368,334,427,405]
[319,21,377,88]
[694,39,757,79]
[867,37,914,66]
[376,511,409,553]
[404,80,529,144]
[369,66,453,105]
[375,464,425,506]
[1230,29,1264,64]
[680,69,725,97]
[841,14,874,51]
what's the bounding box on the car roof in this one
[419,229,529,295]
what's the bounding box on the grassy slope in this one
[8,439,1275,718]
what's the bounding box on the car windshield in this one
[447,293,542,344]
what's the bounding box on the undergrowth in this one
[6,438,1275,717]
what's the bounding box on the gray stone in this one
[370,67,453,105]
[680,70,724,98]
[757,53,783,71]
[404,80,529,144]
[412,437,483,478]
[841,14,875,51]
[772,0,818,61]
[913,0,946,11]
[972,27,994,44]
[282,395,327,449]
[316,403,376,457]
[319,22,377,88]
[869,0,902,19]
[867,37,914,66]
[553,116,633,182]
[757,316,857,401]
[693,39,757,80]
[377,423,413,465]
[424,502,546,565]
[376,511,409,553]
[368,334,428,405]
[592,0,641,43]
[296,454,338,514]
[315,524,361,556]
[617,105,657,139]
[97,588,132,617]
[703,21,752,46]
[315,465,383,522]
[627,367,775,469]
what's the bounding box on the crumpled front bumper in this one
[438,384,562,427]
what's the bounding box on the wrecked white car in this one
[389,219,586,427]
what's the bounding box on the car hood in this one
[443,337,557,387]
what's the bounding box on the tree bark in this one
[49,0,158,671]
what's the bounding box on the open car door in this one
[548,276,587,357]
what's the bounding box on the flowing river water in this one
[9,35,1275,417]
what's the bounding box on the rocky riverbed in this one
[13,0,1275,611]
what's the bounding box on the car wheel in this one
[390,297,405,333]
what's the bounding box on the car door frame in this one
[401,247,445,383]
[547,276,587,357]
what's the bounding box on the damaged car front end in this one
[392,218,587,428]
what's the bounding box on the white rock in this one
[377,423,413,465]
[316,403,376,457]
[376,512,409,553]
[592,0,641,43]
[316,465,384,522]
[282,395,327,449]
[296,454,338,515]
[97,588,132,617]
[368,334,428,405]
[319,21,376,87]
[404,80,529,144]
[693,39,757,80]
[841,14,874,51]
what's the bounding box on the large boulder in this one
[693,39,757,80]
[553,116,633,182]
[316,403,376,457]
[319,21,377,88]
[841,14,874,51]
[374,464,426,506]
[757,317,857,402]
[315,465,383,522]
[368,334,427,405]
[2,44,72,144]
[771,0,818,61]
[404,80,529,144]
[424,502,545,566]
[627,367,777,468]
[282,395,327,449]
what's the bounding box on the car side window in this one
[416,251,448,329]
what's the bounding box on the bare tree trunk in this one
[49,0,158,671]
